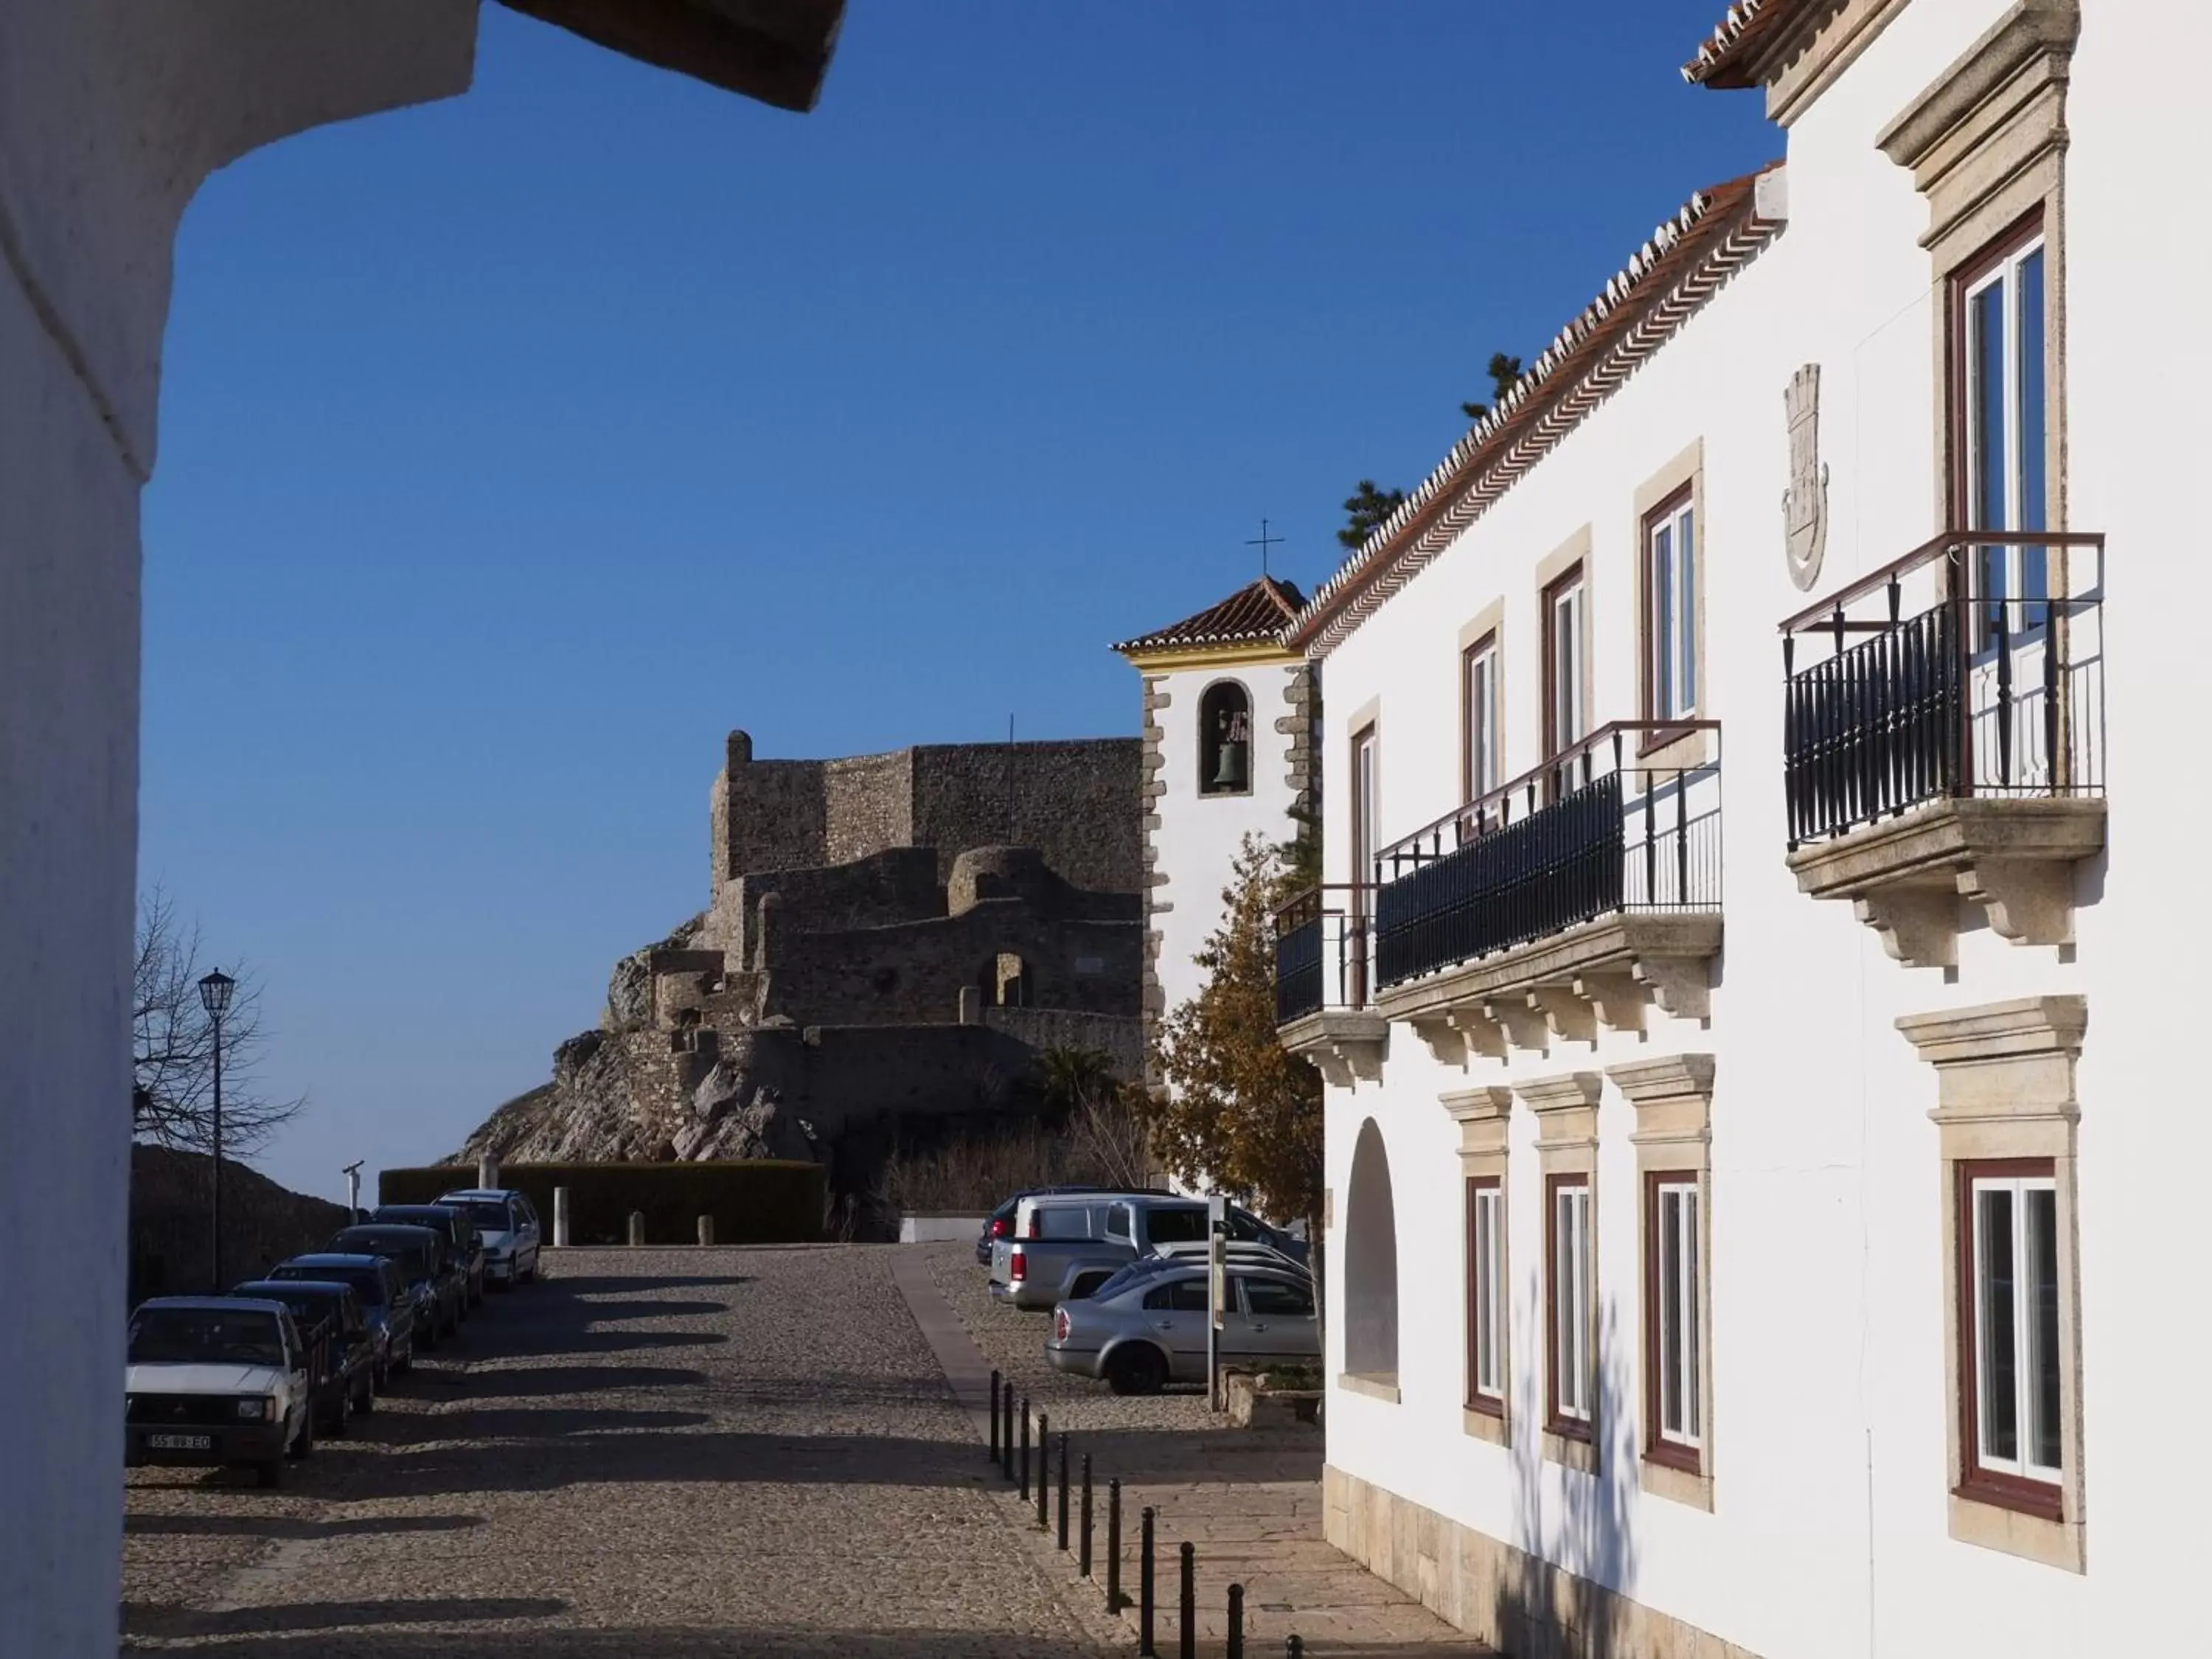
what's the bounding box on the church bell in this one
[1212,740,1250,792]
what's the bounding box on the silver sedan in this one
[1044,1261,1318,1395]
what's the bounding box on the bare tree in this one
[133,886,304,1159]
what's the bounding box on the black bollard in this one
[1227,1583,1245,1659]
[1079,1452,1094,1578]
[1057,1433,1071,1551]
[1178,1542,1196,1659]
[1138,1506,1157,1657]
[1018,1397,1031,1500]
[1106,1477,1123,1611]
[988,1370,1001,1464]
[1002,1385,1015,1480]
[1284,1637,1304,1659]
[1036,1411,1050,1528]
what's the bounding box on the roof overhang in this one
[1285,167,1787,660]
[1118,639,1301,672]
[499,0,845,111]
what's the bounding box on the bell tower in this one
[1113,575,1315,1048]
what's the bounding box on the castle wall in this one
[759,902,1140,1027]
[908,740,1141,892]
[728,845,944,966]
[822,749,915,866]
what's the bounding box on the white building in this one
[1116,575,1314,1046]
[1276,3,2211,1655]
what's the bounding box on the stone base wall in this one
[1323,1464,1761,1659]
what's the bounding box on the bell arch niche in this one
[1197,679,1253,796]
[1342,1116,1401,1397]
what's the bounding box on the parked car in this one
[233,1279,375,1431]
[268,1253,416,1387]
[990,1193,1209,1310]
[327,1222,457,1343]
[435,1188,542,1287]
[1045,1262,1320,1394]
[371,1204,486,1309]
[123,1297,317,1486]
[975,1184,1147,1265]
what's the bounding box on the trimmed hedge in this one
[378,1161,825,1246]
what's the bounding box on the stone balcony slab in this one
[1374,912,1721,1066]
[1786,796,2105,968]
[1279,1009,1388,1088]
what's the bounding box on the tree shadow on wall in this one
[1498,1301,1638,1659]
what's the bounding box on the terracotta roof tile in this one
[1287,166,1785,657]
[1681,0,1814,88]
[1114,576,1304,657]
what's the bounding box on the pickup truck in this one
[124,1297,318,1487]
[988,1194,1310,1310]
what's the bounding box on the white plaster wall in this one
[0,7,476,1654]
[1150,658,1304,1021]
[1313,1,2207,1654]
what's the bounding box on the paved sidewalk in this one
[891,1252,1491,1658]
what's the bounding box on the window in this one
[1463,635,1500,802]
[1197,680,1253,796]
[1959,1161,2063,1504]
[1105,1204,1133,1242]
[1645,1174,1702,1468]
[1142,1279,1210,1312]
[1543,566,1586,765]
[1352,725,1379,886]
[1952,219,2049,639]
[1466,1177,1505,1411]
[1644,491,1697,721]
[1242,1279,1315,1318]
[1546,1175,1593,1433]
[1145,1208,1207,1245]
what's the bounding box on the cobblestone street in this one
[122,1247,1099,1658]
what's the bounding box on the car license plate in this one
[146,1433,212,1451]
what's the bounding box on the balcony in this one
[1780,531,2105,967]
[1273,886,1387,1088]
[1295,723,1723,1071]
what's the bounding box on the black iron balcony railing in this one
[1780,530,2105,849]
[1272,885,1374,1024]
[1367,721,1722,990]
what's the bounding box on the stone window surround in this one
[1610,1053,1717,1512]
[1520,1070,1601,1475]
[1535,528,1594,768]
[1896,994,2086,1573]
[1445,1085,1514,1447]
[1632,442,1709,773]
[1458,600,1506,807]
[1878,0,2078,536]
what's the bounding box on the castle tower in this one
[1114,576,1315,1046]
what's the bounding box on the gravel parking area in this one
[122,1245,1103,1658]
[919,1242,1219,1434]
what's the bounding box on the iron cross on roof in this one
[1245,518,1284,577]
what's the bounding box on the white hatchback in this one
[437,1189,543,1287]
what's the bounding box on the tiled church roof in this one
[1680,0,1814,88]
[1114,576,1305,657]
[1284,167,1784,658]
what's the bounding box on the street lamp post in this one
[198,970,235,1290]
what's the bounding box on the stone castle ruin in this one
[459,730,1143,1193]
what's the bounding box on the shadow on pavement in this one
[124,1512,483,1541]
[538,1273,749,1294]
[456,1407,714,1438]
[453,1363,712,1397]
[366,1430,1000,1499]
[117,1624,1104,1657]
[122,1597,566,1639]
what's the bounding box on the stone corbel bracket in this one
[1789,797,2106,969]
[1279,1009,1389,1090]
[1376,912,1723,1067]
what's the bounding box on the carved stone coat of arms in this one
[1782,363,1829,591]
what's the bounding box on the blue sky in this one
[142,1,1773,1203]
